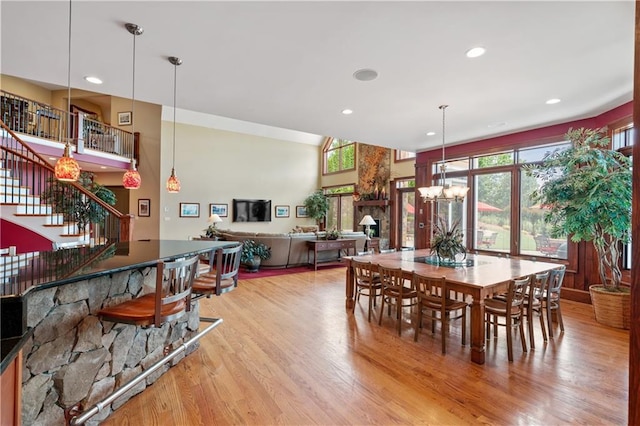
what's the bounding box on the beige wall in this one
[1,75,52,104]
[159,122,320,240]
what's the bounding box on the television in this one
[233,199,272,222]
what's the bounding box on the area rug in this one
[238,263,345,280]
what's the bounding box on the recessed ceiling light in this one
[84,76,103,85]
[48,157,56,161]
[342,109,353,115]
[426,131,436,136]
[546,98,561,105]
[353,68,378,81]
[466,47,486,58]
[100,166,107,169]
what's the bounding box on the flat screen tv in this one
[233,199,272,222]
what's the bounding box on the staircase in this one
[0,120,133,255]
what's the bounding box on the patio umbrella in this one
[477,201,502,212]
[406,203,415,214]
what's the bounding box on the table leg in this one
[345,261,355,310]
[470,297,486,364]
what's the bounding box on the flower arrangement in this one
[431,217,466,262]
[240,240,272,264]
[325,228,341,240]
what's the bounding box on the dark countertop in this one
[0,239,236,374]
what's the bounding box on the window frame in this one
[323,137,356,175]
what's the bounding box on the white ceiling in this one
[1,1,635,153]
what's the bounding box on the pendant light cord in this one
[131,31,136,139]
[67,0,72,145]
[172,61,177,170]
[439,104,448,187]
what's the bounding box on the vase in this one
[244,256,261,273]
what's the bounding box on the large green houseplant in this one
[431,217,466,263]
[240,239,272,272]
[303,190,330,228]
[526,127,632,327]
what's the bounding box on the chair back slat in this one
[509,276,530,310]
[155,255,199,326]
[548,265,566,294]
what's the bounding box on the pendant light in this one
[54,0,80,182]
[166,56,182,193]
[418,105,469,202]
[122,23,143,189]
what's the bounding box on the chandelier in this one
[418,105,469,202]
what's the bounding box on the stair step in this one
[0,168,10,177]
[0,185,30,196]
[15,204,53,215]
[0,194,40,204]
[0,177,21,187]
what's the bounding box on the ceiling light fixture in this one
[342,109,353,115]
[54,0,80,182]
[546,98,561,105]
[166,56,182,193]
[426,131,436,136]
[417,105,469,203]
[122,23,143,190]
[84,76,102,85]
[353,68,378,82]
[466,47,486,58]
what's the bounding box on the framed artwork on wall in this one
[138,199,150,217]
[179,202,200,218]
[275,205,289,218]
[296,205,308,218]
[209,203,228,217]
[118,111,132,126]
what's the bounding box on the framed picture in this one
[138,199,150,217]
[209,203,228,217]
[179,202,200,218]
[275,205,290,218]
[118,111,132,126]
[296,205,308,218]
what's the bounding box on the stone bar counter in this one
[0,239,234,425]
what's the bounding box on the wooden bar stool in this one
[98,255,199,327]
[192,243,243,298]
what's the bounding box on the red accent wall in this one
[0,219,51,253]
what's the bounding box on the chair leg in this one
[556,304,565,332]
[518,317,528,354]
[506,315,514,362]
[378,294,386,326]
[367,286,374,322]
[396,295,402,336]
[538,308,548,342]
[461,310,467,346]
[527,307,535,349]
[546,303,554,338]
[414,306,422,342]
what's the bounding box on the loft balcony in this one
[1,90,137,172]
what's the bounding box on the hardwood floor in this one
[102,267,629,425]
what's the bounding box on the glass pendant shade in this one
[166,168,180,193]
[54,144,80,182]
[122,159,141,189]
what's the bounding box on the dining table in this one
[344,249,560,364]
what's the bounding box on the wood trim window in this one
[323,138,355,174]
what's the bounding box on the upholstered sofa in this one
[216,229,367,268]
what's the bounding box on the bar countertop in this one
[0,239,236,373]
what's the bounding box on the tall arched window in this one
[323,138,355,174]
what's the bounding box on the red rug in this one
[238,263,345,280]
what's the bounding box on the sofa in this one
[216,229,367,268]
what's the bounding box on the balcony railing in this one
[0,90,135,159]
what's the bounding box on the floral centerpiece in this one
[431,218,466,263]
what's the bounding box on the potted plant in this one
[431,217,466,263]
[303,190,330,229]
[240,239,272,272]
[526,127,632,329]
[203,224,220,239]
[325,228,341,240]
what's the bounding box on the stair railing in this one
[0,121,133,245]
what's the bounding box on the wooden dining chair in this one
[352,259,382,322]
[484,276,529,362]
[98,255,200,327]
[523,271,549,349]
[378,264,417,336]
[412,273,467,354]
[192,243,243,298]
[544,265,566,337]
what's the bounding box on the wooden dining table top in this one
[347,249,560,290]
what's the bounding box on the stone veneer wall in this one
[357,145,391,245]
[21,267,200,425]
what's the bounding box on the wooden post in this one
[629,1,640,424]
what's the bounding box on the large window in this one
[325,185,355,231]
[613,124,634,269]
[396,178,416,248]
[324,138,355,174]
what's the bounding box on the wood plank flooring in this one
[102,267,629,425]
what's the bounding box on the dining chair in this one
[523,271,549,349]
[412,273,467,354]
[378,264,417,335]
[352,259,382,322]
[543,265,566,337]
[192,243,243,298]
[484,276,529,362]
[98,255,199,327]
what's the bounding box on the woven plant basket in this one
[589,285,630,330]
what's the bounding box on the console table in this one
[306,239,356,270]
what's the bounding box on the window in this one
[325,185,355,231]
[613,124,634,270]
[324,138,355,174]
[395,150,416,162]
[474,172,511,253]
